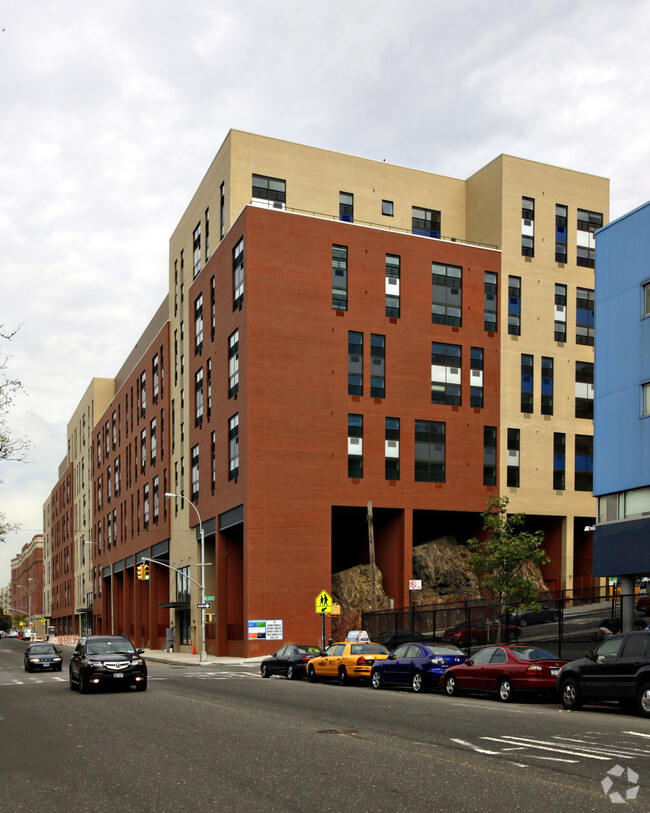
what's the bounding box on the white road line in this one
[553,735,650,757]
[483,736,623,761]
[450,738,501,755]
[624,730,650,739]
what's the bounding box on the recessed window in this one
[382,200,394,217]
[432,262,462,326]
[348,414,363,478]
[413,206,441,238]
[643,283,650,317]
[643,382,650,416]
[339,192,353,223]
[332,245,348,311]
[414,420,445,483]
[252,174,286,208]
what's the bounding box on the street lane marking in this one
[482,737,612,760]
[624,730,650,739]
[450,738,501,755]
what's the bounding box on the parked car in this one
[69,634,147,693]
[376,629,430,651]
[260,645,322,679]
[636,596,650,615]
[24,642,63,672]
[443,645,568,702]
[6,630,18,638]
[371,642,467,693]
[442,619,520,647]
[556,631,650,717]
[514,605,561,626]
[306,641,390,684]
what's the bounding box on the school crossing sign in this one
[315,590,333,614]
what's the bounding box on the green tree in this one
[0,325,28,544]
[467,495,548,641]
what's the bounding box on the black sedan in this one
[514,605,561,626]
[371,642,468,693]
[24,642,63,672]
[69,634,147,693]
[260,644,322,679]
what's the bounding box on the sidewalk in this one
[140,648,265,667]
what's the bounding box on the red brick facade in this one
[49,467,75,631]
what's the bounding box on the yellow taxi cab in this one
[306,641,390,685]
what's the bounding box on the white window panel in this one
[447,368,461,385]
[385,440,399,458]
[521,219,534,236]
[554,305,566,321]
[385,278,400,294]
[470,370,484,386]
[348,438,362,454]
[576,230,595,249]
[507,450,519,464]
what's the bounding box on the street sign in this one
[197,603,210,609]
[205,596,215,601]
[409,580,422,590]
[315,590,333,614]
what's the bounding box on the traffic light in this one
[136,564,146,581]
[143,564,150,581]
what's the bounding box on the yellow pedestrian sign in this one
[315,590,333,614]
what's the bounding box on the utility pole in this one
[367,501,377,611]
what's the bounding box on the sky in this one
[1,0,649,586]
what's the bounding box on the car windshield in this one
[86,640,135,656]
[350,644,389,655]
[424,645,464,656]
[30,644,56,654]
[510,647,557,661]
[297,646,321,654]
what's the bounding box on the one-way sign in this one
[197,603,210,609]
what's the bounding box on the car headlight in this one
[29,658,40,663]
[53,657,62,662]
[131,658,142,666]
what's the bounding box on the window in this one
[228,330,239,398]
[554,283,567,341]
[382,200,393,217]
[152,354,159,402]
[508,276,521,335]
[153,476,159,523]
[431,343,461,406]
[193,222,201,279]
[553,433,565,490]
[140,372,146,418]
[643,382,650,416]
[507,428,520,488]
[431,262,462,326]
[385,254,400,318]
[577,209,602,267]
[114,458,119,497]
[141,428,146,474]
[191,444,199,503]
[370,334,385,398]
[150,417,157,464]
[412,206,441,238]
[339,191,353,222]
[575,435,593,491]
[541,357,554,415]
[484,271,497,332]
[195,368,204,427]
[220,182,225,239]
[470,347,484,408]
[483,426,497,486]
[348,414,363,478]
[385,417,399,481]
[414,420,445,482]
[555,204,567,263]
[575,361,594,419]
[233,238,244,310]
[644,283,650,318]
[210,276,216,341]
[211,431,216,493]
[228,414,239,480]
[521,196,534,257]
[576,288,595,345]
[112,411,117,449]
[521,354,533,413]
[332,245,348,311]
[252,174,286,208]
[206,359,212,420]
[107,465,112,502]
[194,294,203,354]
[348,331,363,396]
[143,483,149,529]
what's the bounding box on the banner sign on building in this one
[248,619,283,640]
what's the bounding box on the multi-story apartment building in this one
[10,534,43,633]
[91,299,171,648]
[593,199,650,622]
[48,463,74,633]
[44,130,609,655]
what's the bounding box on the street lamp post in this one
[16,585,31,631]
[28,578,42,632]
[165,492,207,662]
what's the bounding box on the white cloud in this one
[2,0,650,580]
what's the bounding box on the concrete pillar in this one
[620,575,635,632]
[560,516,574,593]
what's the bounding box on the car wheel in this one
[135,679,147,692]
[260,663,270,678]
[307,665,318,683]
[79,672,89,694]
[412,672,424,693]
[552,612,560,622]
[637,682,650,718]
[560,677,583,711]
[445,673,458,696]
[338,667,349,686]
[371,669,383,690]
[286,664,297,680]
[498,677,513,702]
[470,637,478,647]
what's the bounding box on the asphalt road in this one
[1,639,650,812]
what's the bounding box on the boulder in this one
[412,536,480,603]
[331,564,390,610]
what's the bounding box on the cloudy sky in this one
[1,0,649,586]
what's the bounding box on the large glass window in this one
[507,428,520,488]
[348,414,363,478]
[228,330,239,398]
[553,432,565,490]
[193,222,201,279]
[385,417,399,481]
[577,209,602,268]
[541,357,554,415]
[370,334,385,398]
[191,444,199,503]
[431,343,461,406]
[414,420,445,483]
[555,283,567,342]
[576,288,595,345]
[339,191,353,222]
[575,361,594,419]
[385,254,400,318]
[483,426,497,486]
[508,276,521,336]
[332,245,348,311]
[521,354,533,414]
[348,331,363,396]
[228,414,239,481]
[412,206,441,238]
[555,204,567,263]
[484,271,497,332]
[194,294,203,354]
[470,347,484,408]
[432,262,462,326]
[252,174,286,207]
[575,434,593,491]
[233,238,244,310]
[195,368,204,427]
[521,196,534,257]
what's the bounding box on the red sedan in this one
[443,645,568,702]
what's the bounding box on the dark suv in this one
[556,631,650,717]
[69,634,147,693]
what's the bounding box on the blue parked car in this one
[370,642,468,693]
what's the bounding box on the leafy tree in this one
[0,325,28,544]
[467,495,548,641]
